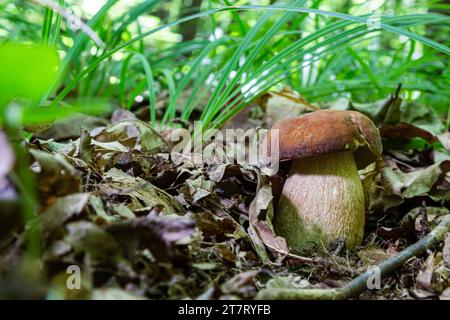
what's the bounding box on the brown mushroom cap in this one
[270,109,382,169]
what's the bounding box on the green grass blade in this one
[120,52,156,126]
[41,7,53,45]
[48,5,450,113]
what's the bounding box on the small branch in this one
[257,214,450,300]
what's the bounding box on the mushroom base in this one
[274,151,365,253]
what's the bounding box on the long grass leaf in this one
[49,5,450,112]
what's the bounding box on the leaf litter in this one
[0,89,449,300]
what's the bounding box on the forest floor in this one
[0,88,449,300]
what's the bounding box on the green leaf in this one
[0,43,59,107]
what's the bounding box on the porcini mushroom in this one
[270,109,382,252]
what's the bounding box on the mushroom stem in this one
[274,151,365,252]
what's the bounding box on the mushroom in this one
[270,109,382,252]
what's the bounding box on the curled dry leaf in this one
[105,214,196,264]
[371,160,450,212]
[221,270,259,298]
[380,123,438,144]
[39,193,89,239]
[182,175,215,203]
[99,168,181,215]
[93,119,169,154]
[415,252,448,294]
[110,108,137,124]
[248,173,289,264]
[31,115,108,141]
[29,149,82,202]
[193,210,243,239]
[63,220,122,270]
[438,132,450,152]
[256,88,317,128]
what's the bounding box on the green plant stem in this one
[8,130,40,259]
[41,6,53,45]
[48,0,64,45]
[447,105,450,130]
[120,52,156,126]
[257,214,450,300]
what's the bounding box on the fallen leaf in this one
[31,114,108,141]
[399,101,445,135]
[106,214,196,264]
[40,193,89,238]
[194,210,239,238]
[382,160,449,200]
[380,123,438,144]
[29,149,82,201]
[94,119,169,154]
[438,132,450,152]
[63,220,122,269]
[416,252,448,294]
[91,140,129,153]
[110,109,137,124]
[443,234,450,269]
[183,175,215,203]
[221,270,259,297]
[357,245,394,266]
[248,173,289,264]
[257,88,317,127]
[88,194,117,224]
[440,287,450,300]
[100,168,181,214]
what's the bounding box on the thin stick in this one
[257,214,450,300]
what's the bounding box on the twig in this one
[257,214,450,300]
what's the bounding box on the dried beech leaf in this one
[101,168,181,214]
[40,193,89,238]
[248,173,289,264]
[257,89,317,127]
[106,214,196,264]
